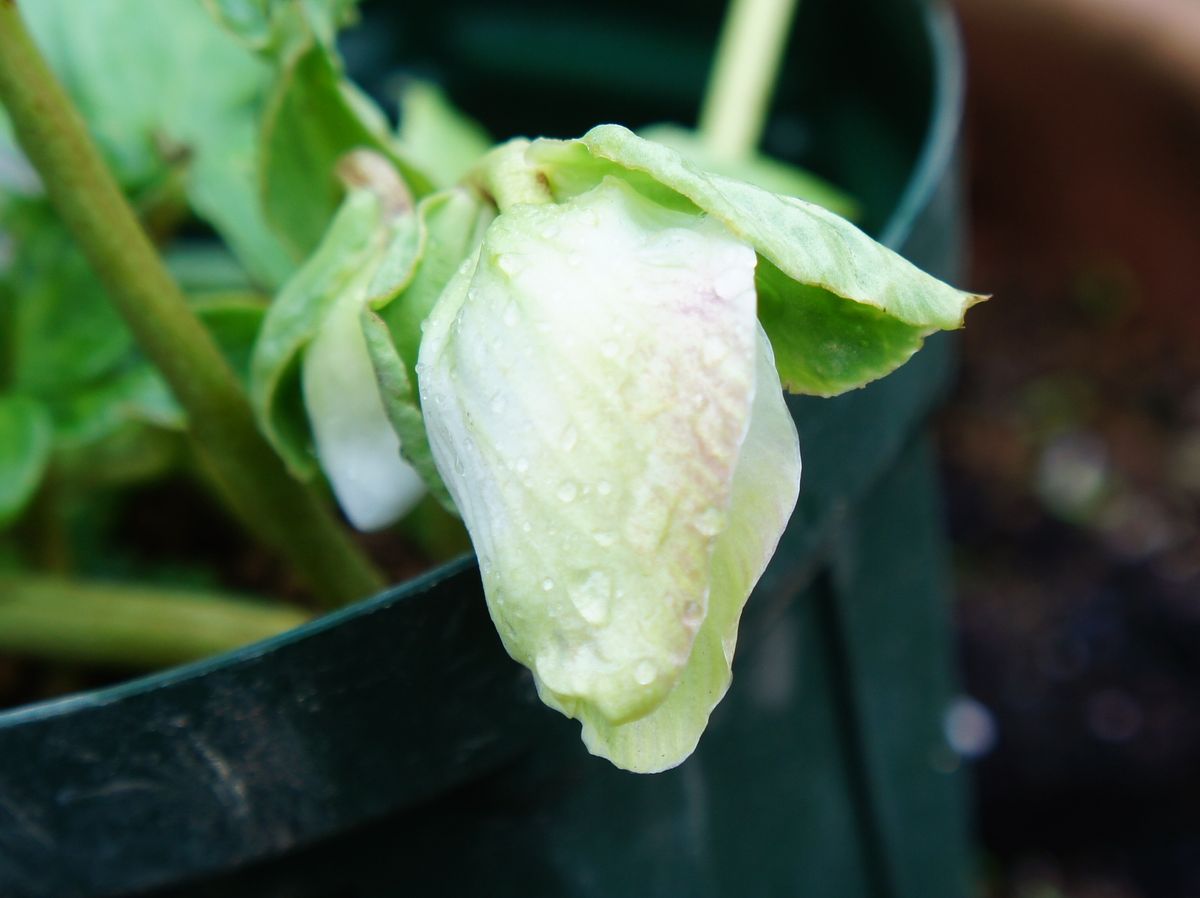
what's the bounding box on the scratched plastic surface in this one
[0,1,972,895]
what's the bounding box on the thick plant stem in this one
[698,0,800,161]
[0,574,311,669]
[0,1,383,607]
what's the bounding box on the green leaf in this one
[4,202,132,397]
[396,81,492,189]
[259,39,435,259]
[204,0,359,54]
[527,125,986,395]
[755,259,928,395]
[359,188,492,513]
[10,0,295,288]
[418,179,793,762]
[185,114,298,289]
[0,394,53,527]
[637,124,859,219]
[251,188,387,476]
[369,188,493,396]
[360,311,450,511]
[49,364,182,450]
[2,201,264,456]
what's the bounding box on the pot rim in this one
[880,2,964,252]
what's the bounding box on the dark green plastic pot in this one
[0,1,972,895]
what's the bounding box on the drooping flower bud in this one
[419,178,801,771]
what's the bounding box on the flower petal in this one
[419,178,760,727]
[577,326,801,771]
[302,278,426,531]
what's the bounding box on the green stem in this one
[698,0,801,161]
[0,574,311,669]
[0,2,383,606]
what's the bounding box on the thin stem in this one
[0,574,311,669]
[698,0,801,161]
[0,2,383,606]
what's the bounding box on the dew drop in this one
[497,253,521,276]
[570,571,611,625]
[596,480,612,496]
[515,458,529,474]
[682,600,704,627]
[521,521,532,533]
[635,660,657,685]
[541,577,555,591]
[695,507,724,537]
[556,481,578,503]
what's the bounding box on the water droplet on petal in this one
[695,507,724,537]
[541,577,555,591]
[596,480,612,496]
[635,659,657,685]
[515,458,529,474]
[570,570,611,625]
[557,481,578,503]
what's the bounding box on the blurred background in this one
[942,0,1200,895]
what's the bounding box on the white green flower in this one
[418,178,798,771]
[414,127,982,772]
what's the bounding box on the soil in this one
[943,3,1200,896]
